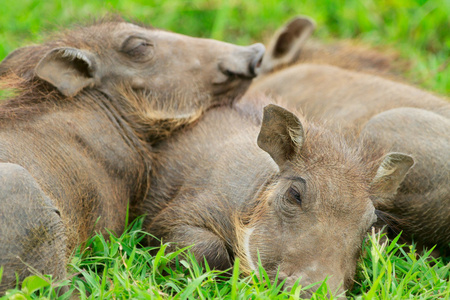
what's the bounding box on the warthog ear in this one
[371,152,414,199]
[259,16,316,74]
[36,47,97,97]
[257,104,304,167]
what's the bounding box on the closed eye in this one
[121,36,154,59]
[288,186,302,207]
[128,42,152,57]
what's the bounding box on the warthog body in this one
[360,108,450,249]
[250,63,450,133]
[0,18,264,292]
[248,16,450,133]
[247,17,450,250]
[142,96,413,296]
[257,16,403,79]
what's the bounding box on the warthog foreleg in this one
[167,225,232,270]
[147,201,233,270]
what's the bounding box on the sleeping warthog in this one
[0,18,264,292]
[142,97,413,296]
[247,17,450,251]
[360,108,450,249]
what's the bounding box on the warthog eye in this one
[288,186,302,206]
[121,36,154,60]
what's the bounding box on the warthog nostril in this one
[249,43,265,76]
[217,43,264,79]
[250,55,263,76]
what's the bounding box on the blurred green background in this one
[0,0,449,94]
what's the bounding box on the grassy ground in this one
[1,218,449,300]
[0,0,449,299]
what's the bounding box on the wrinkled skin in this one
[0,18,264,293]
[142,97,413,297]
[246,16,450,251]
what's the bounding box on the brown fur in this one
[249,64,450,135]
[256,16,407,81]
[248,16,450,251]
[360,108,450,249]
[0,19,264,292]
[249,16,449,134]
[273,38,406,80]
[141,95,412,296]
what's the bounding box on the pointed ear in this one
[371,152,414,200]
[257,104,304,167]
[35,47,97,97]
[259,16,316,74]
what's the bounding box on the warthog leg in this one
[147,194,233,271]
[0,163,67,294]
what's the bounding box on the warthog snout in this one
[278,270,346,298]
[218,43,265,78]
[249,43,266,76]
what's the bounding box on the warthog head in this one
[236,104,413,296]
[1,18,264,123]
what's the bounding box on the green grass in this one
[0,1,449,299]
[1,218,448,299]
[0,0,449,94]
